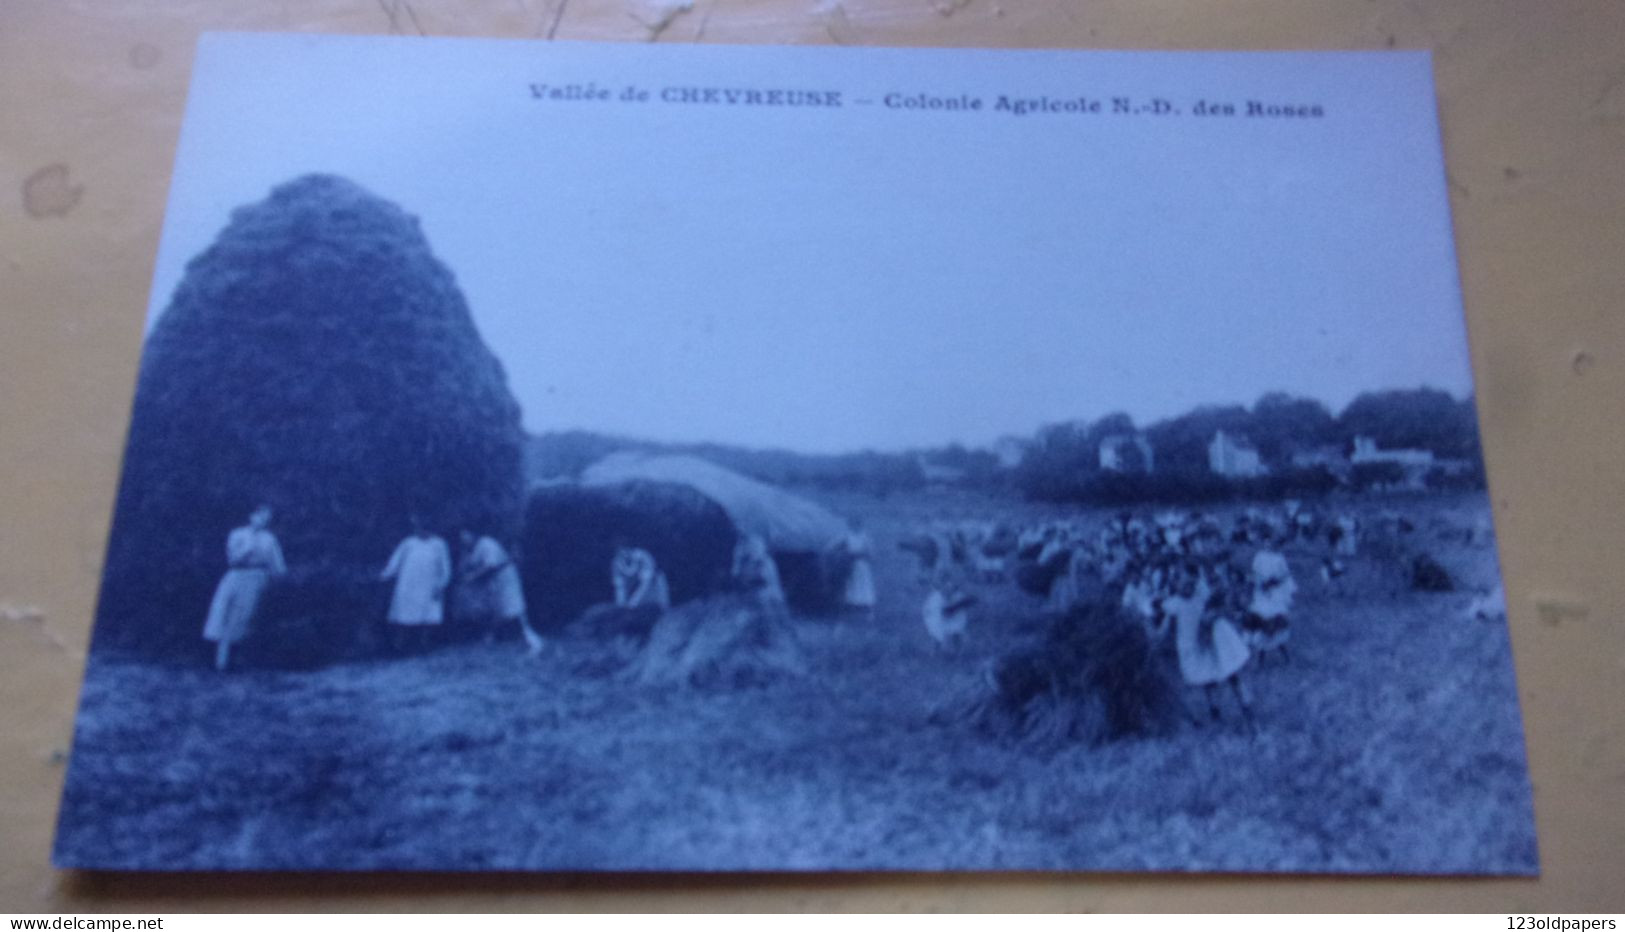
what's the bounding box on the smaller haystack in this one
[942,601,1185,749]
[626,594,806,689]
[522,481,738,631]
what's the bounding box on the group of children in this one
[204,497,1378,730]
[915,505,1337,728]
[202,506,540,671]
[201,508,883,671]
[1094,510,1302,727]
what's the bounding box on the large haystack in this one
[943,601,1186,749]
[96,174,524,663]
[581,453,850,610]
[521,481,738,631]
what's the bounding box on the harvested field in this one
[54,489,1536,872]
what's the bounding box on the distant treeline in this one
[1017,388,1485,504]
[526,431,974,494]
[529,387,1485,504]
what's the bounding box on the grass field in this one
[54,489,1537,873]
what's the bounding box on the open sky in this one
[146,35,1476,454]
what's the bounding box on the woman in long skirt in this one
[380,516,452,653]
[202,504,287,672]
[458,530,544,655]
[840,520,877,615]
[1165,565,1254,729]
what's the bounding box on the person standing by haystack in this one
[612,543,670,611]
[202,504,286,672]
[380,516,452,653]
[457,530,545,656]
[838,519,877,617]
[732,533,788,618]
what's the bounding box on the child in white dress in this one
[380,516,452,653]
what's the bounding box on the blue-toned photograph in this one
[54,35,1536,873]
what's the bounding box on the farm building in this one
[580,452,852,610]
[1351,436,1435,467]
[992,436,1032,470]
[1289,443,1350,471]
[1098,433,1155,474]
[1351,436,1436,489]
[1207,430,1267,478]
[916,456,969,486]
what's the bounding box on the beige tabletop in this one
[2,0,1623,913]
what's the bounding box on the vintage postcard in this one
[54,34,1536,872]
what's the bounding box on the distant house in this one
[1349,436,1434,468]
[992,436,1031,470]
[1098,433,1154,474]
[917,456,968,485]
[1208,430,1267,478]
[1289,444,1352,480]
[1289,444,1344,468]
[1349,435,1435,489]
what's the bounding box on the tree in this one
[1338,387,1481,459]
[1145,404,1253,474]
[1080,412,1135,453]
[1015,420,1093,501]
[1249,392,1337,466]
